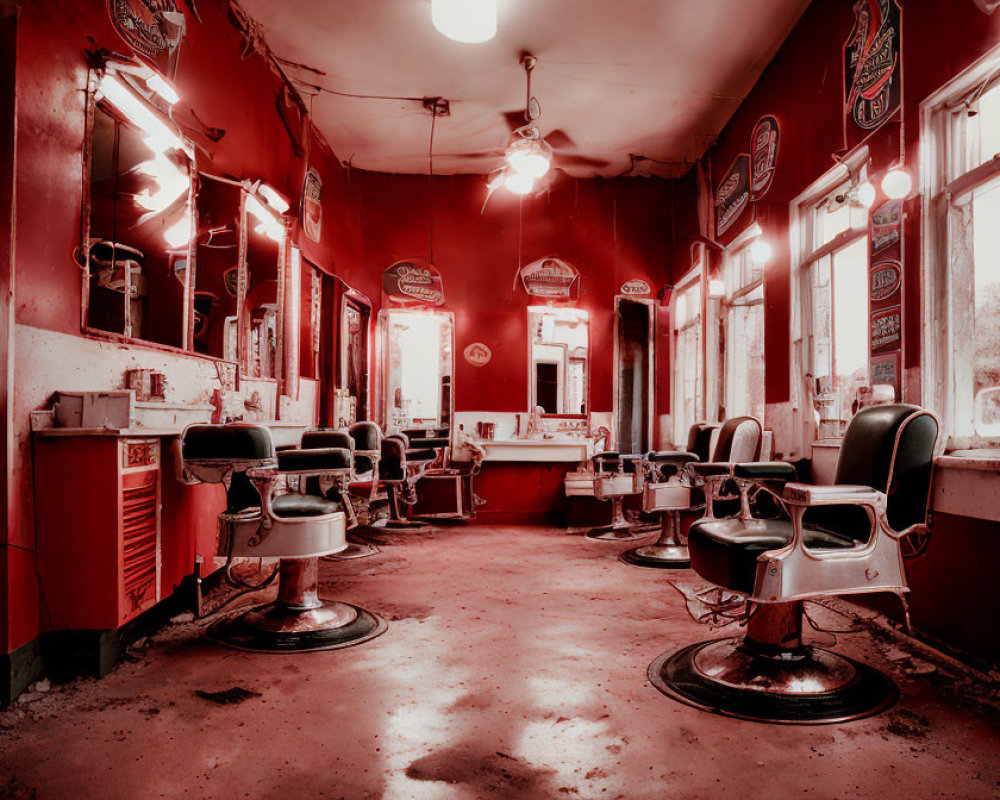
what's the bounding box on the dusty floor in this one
[2,524,1000,800]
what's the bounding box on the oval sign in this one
[463,342,492,367]
[870,260,901,301]
[620,279,651,296]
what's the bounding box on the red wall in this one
[355,171,675,416]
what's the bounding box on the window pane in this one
[972,179,1000,436]
[833,237,870,378]
[726,302,765,421]
[819,202,850,246]
[976,83,1000,168]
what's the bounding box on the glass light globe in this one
[432,0,497,43]
[504,172,534,195]
[856,180,876,208]
[750,238,772,265]
[881,168,912,200]
[506,138,552,178]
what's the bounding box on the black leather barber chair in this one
[648,405,938,724]
[585,452,647,541]
[373,431,447,530]
[300,429,378,560]
[180,423,386,652]
[620,417,761,568]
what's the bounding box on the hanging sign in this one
[383,260,444,306]
[870,260,901,301]
[519,257,579,299]
[620,279,651,296]
[750,116,779,200]
[870,305,902,355]
[301,168,322,243]
[715,154,750,238]
[463,343,492,367]
[108,0,185,75]
[844,0,902,143]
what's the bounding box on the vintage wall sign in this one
[870,260,901,301]
[620,279,651,296]
[108,0,185,73]
[870,352,900,389]
[870,199,902,253]
[844,0,902,136]
[870,305,902,354]
[383,260,444,306]
[520,257,579,299]
[301,169,322,243]
[715,155,750,238]
[750,116,780,200]
[463,342,492,367]
[223,266,239,298]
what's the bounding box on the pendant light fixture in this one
[432,0,497,43]
[881,167,913,199]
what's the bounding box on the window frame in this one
[721,225,766,422]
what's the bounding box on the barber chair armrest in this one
[646,450,699,466]
[689,461,734,478]
[782,483,880,506]
[733,462,796,481]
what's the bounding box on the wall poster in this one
[750,116,780,201]
[844,0,902,147]
[715,154,751,238]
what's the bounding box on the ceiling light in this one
[97,73,183,152]
[506,137,551,179]
[145,73,180,105]
[134,147,188,212]
[750,238,772,265]
[504,171,534,195]
[856,180,876,208]
[257,183,290,214]
[431,0,497,43]
[164,208,192,248]
[881,168,912,200]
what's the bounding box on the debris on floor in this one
[193,687,262,705]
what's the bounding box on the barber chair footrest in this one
[323,540,380,560]
[373,518,432,533]
[585,524,656,542]
[619,543,690,569]
[208,600,387,652]
[647,637,897,724]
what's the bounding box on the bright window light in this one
[134,145,188,212]
[856,180,876,208]
[749,238,772,265]
[431,0,497,43]
[164,207,192,248]
[97,73,183,152]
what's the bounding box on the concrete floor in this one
[2,524,999,800]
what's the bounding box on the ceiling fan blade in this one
[553,152,611,169]
[502,109,528,131]
[544,129,575,149]
[445,150,505,159]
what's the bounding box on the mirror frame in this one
[612,295,656,453]
[526,306,590,419]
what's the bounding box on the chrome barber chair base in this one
[324,540,380,560]
[209,601,387,653]
[585,525,655,543]
[648,637,897,724]
[373,518,431,533]
[618,543,690,569]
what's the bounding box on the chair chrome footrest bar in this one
[618,543,690,568]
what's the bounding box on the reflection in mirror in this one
[242,196,282,379]
[385,310,453,430]
[528,307,589,415]
[85,81,192,347]
[193,175,240,358]
[300,261,322,381]
[341,293,371,421]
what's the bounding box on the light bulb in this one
[164,208,192,248]
[145,73,180,105]
[750,238,772,265]
[431,0,497,43]
[98,74,183,152]
[881,168,912,200]
[504,172,534,195]
[506,138,552,178]
[856,180,876,208]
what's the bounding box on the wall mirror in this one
[83,70,193,348]
[528,306,589,415]
[340,289,372,423]
[383,309,453,431]
[240,193,285,380]
[192,174,240,359]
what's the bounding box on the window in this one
[791,158,871,444]
[672,268,704,445]
[722,229,765,423]
[923,48,1000,447]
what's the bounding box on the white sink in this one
[478,438,591,463]
[133,401,213,431]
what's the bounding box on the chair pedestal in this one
[648,601,897,724]
[619,509,690,568]
[585,496,650,542]
[210,558,386,652]
[374,484,430,532]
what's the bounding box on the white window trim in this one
[920,40,1000,449]
[788,146,870,458]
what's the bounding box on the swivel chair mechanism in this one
[620,417,761,568]
[375,431,449,531]
[648,404,938,724]
[180,423,387,652]
[585,452,648,541]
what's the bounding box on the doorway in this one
[615,297,654,454]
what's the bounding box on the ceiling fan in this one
[471,54,610,207]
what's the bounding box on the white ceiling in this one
[239,0,810,178]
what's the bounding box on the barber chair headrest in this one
[349,421,382,452]
[276,447,353,473]
[712,417,762,463]
[379,437,406,482]
[302,429,354,452]
[686,423,718,463]
[181,423,276,483]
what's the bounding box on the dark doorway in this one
[617,299,652,454]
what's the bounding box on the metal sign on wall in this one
[844,0,902,146]
[382,260,445,306]
[868,193,904,397]
[750,116,779,200]
[519,257,579,299]
[715,155,750,238]
[620,279,651,296]
[108,0,185,75]
[301,169,322,243]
